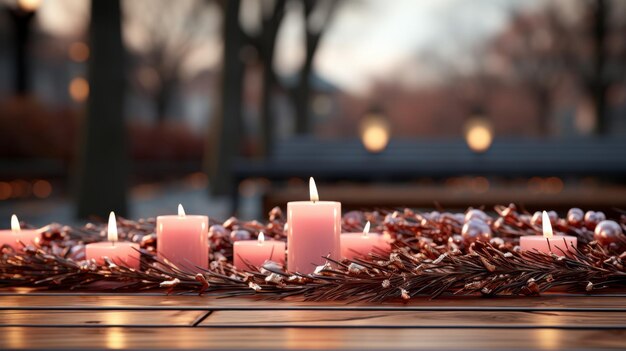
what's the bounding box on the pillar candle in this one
[340,221,389,260]
[233,232,286,270]
[520,211,577,255]
[157,204,209,271]
[85,212,140,269]
[287,178,341,274]
[0,215,41,250]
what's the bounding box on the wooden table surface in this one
[1,292,625,350]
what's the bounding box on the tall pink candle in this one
[0,215,40,250]
[233,233,286,270]
[340,222,389,260]
[520,211,577,255]
[157,204,209,271]
[85,212,140,269]
[287,178,341,274]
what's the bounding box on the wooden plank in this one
[1,294,626,311]
[1,327,625,350]
[0,310,206,327]
[200,310,626,328]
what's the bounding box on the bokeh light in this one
[464,118,493,153]
[0,182,11,200]
[17,0,41,12]
[360,113,390,153]
[69,77,89,102]
[68,42,90,62]
[32,180,53,199]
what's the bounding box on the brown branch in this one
[2,205,626,301]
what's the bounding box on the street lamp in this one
[464,114,493,153]
[360,110,390,153]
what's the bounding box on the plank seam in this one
[1,324,626,330]
[191,310,213,327]
[2,306,626,312]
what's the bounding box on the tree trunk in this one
[206,0,244,196]
[76,0,128,219]
[260,63,274,156]
[155,79,173,124]
[7,8,35,95]
[258,0,286,157]
[294,56,313,134]
[592,0,608,134]
[535,87,551,136]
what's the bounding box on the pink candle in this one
[520,211,577,255]
[340,222,389,260]
[85,212,140,269]
[157,204,209,271]
[0,215,41,250]
[233,232,286,270]
[287,178,341,274]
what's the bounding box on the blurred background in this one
[0,0,625,226]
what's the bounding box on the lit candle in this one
[0,215,41,250]
[287,178,341,273]
[85,212,140,269]
[340,221,389,260]
[157,204,209,271]
[520,211,577,255]
[233,232,286,270]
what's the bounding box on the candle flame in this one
[178,204,186,217]
[309,177,319,202]
[108,211,118,242]
[363,221,370,237]
[11,214,20,232]
[542,211,553,239]
[258,232,265,245]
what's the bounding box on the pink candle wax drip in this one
[287,178,341,273]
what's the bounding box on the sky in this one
[34,0,547,96]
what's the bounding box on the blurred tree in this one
[291,0,338,135]
[6,2,37,95]
[242,0,287,157]
[124,0,217,124]
[242,0,339,140]
[487,0,620,135]
[76,0,128,219]
[419,0,624,137]
[207,0,244,197]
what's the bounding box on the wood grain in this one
[200,310,626,328]
[1,293,625,350]
[1,327,625,350]
[2,294,626,310]
[0,310,206,326]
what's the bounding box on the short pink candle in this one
[86,242,140,269]
[157,204,209,271]
[233,233,286,270]
[520,211,577,255]
[0,215,41,250]
[85,212,140,269]
[287,178,341,273]
[340,222,389,260]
